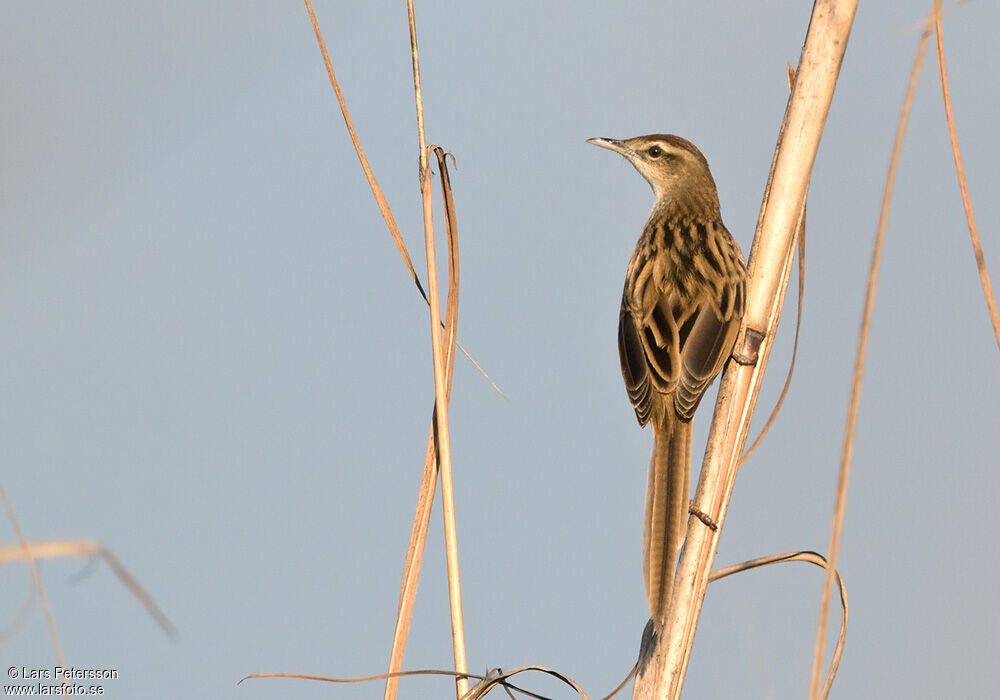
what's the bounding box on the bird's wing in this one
[619,284,690,425]
[619,276,744,424]
[618,297,654,426]
[672,285,743,420]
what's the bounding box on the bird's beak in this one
[587,137,631,157]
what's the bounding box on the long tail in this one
[642,410,691,625]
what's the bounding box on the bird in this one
[588,134,747,626]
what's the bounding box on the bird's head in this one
[587,134,720,219]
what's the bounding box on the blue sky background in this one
[2,2,997,698]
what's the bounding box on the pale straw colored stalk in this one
[0,482,70,693]
[0,538,176,638]
[807,4,937,697]
[632,2,858,698]
[933,5,1000,351]
[406,4,469,698]
[301,3,469,696]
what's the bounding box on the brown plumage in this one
[589,134,747,626]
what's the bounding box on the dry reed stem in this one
[385,445,438,700]
[245,556,845,699]
[385,149,461,700]
[631,3,858,698]
[418,148,468,700]
[302,0,501,397]
[429,185,468,697]
[739,201,805,467]
[303,0,420,294]
[245,551,846,699]
[710,551,847,700]
[0,482,69,691]
[739,65,807,467]
[301,3,471,695]
[407,2,428,173]
[406,3,468,695]
[806,4,936,697]
[933,7,1000,351]
[246,664,592,700]
[0,539,177,638]
[736,68,805,471]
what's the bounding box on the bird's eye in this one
[647,146,663,158]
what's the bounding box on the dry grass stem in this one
[406,2,468,694]
[248,660,641,700]
[807,4,936,697]
[407,2,428,172]
[737,69,806,470]
[384,445,437,700]
[711,551,847,700]
[740,200,806,467]
[385,149,462,700]
[246,664,597,700]
[631,3,859,699]
[303,0,420,294]
[736,56,807,469]
[417,145,468,700]
[0,539,177,638]
[301,3,471,695]
[0,482,68,680]
[302,0,501,396]
[933,6,1000,351]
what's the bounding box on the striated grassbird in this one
[588,134,747,626]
